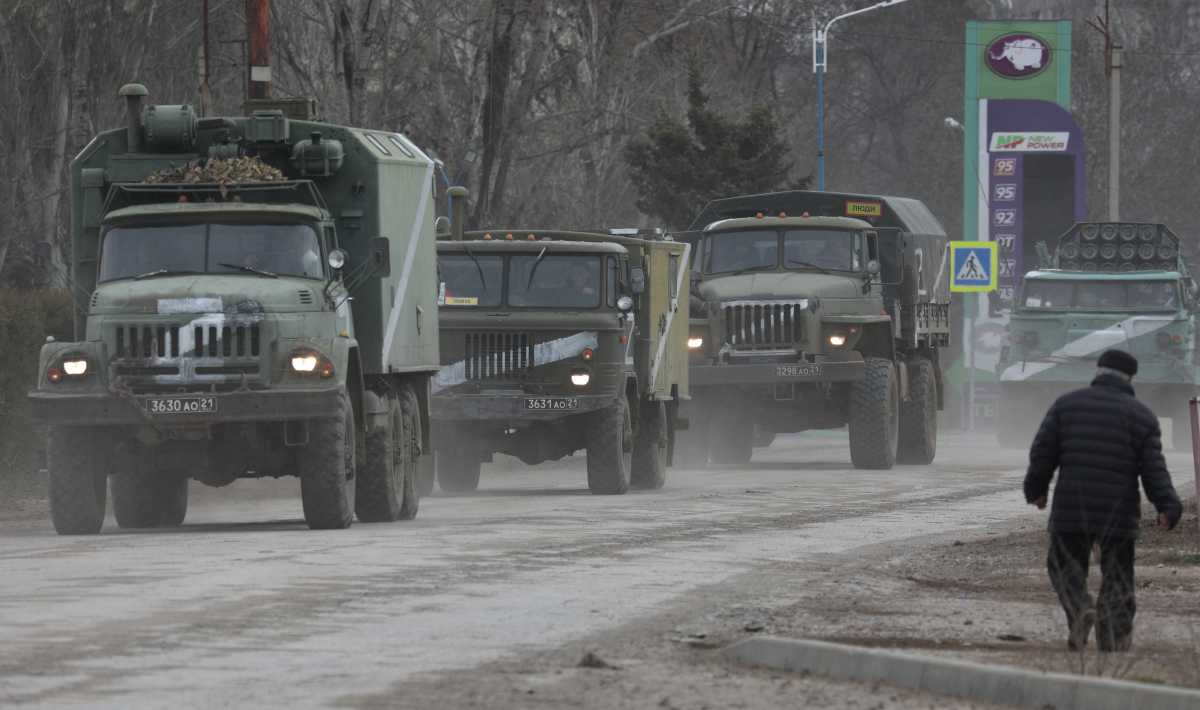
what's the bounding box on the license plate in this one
[523,397,580,411]
[145,396,218,415]
[776,364,823,379]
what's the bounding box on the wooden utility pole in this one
[246,0,271,99]
[199,0,211,115]
[1087,1,1121,221]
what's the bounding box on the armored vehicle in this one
[677,191,951,469]
[430,222,689,494]
[997,222,1200,449]
[30,85,440,533]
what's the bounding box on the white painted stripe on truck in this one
[648,242,691,394]
[1000,315,1175,382]
[432,331,599,393]
[381,160,436,365]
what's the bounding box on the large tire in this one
[396,387,422,520]
[416,451,436,497]
[586,398,632,494]
[48,426,110,535]
[710,404,753,465]
[631,400,668,490]
[849,358,899,470]
[897,357,938,465]
[300,388,356,530]
[356,388,417,523]
[671,407,709,469]
[111,467,188,529]
[437,446,481,493]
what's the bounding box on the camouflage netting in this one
[142,157,285,185]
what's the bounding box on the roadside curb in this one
[724,636,1200,710]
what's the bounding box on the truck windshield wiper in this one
[784,259,831,275]
[218,262,278,278]
[525,246,548,289]
[726,264,776,276]
[463,246,488,289]
[133,269,200,280]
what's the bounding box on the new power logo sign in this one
[950,242,998,293]
[989,132,1070,152]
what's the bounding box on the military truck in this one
[29,84,440,533]
[997,222,1200,449]
[429,217,690,494]
[676,191,951,469]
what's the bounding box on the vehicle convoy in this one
[675,191,951,469]
[997,222,1200,449]
[429,215,690,495]
[30,84,440,533]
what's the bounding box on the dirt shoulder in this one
[766,501,1200,688]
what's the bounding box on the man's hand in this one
[1031,496,1047,510]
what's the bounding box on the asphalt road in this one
[0,432,1103,708]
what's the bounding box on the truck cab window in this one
[509,254,602,308]
[706,231,778,274]
[438,254,503,306]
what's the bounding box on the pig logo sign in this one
[986,33,1051,79]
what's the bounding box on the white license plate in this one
[776,364,823,378]
[145,396,218,415]
[524,397,580,411]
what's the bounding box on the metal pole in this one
[816,49,826,191]
[967,295,977,431]
[200,0,211,116]
[1190,398,1199,541]
[246,0,271,100]
[1108,45,1122,221]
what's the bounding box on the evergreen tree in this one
[624,64,807,230]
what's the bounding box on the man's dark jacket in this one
[1024,373,1183,538]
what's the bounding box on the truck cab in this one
[431,230,689,495]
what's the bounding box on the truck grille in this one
[465,332,533,381]
[722,301,804,350]
[114,324,261,359]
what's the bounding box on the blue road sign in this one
[950,241,998,293]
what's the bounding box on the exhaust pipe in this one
[118,83,149,153]
[447,186,470,241]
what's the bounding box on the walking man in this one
[1024,349,1182,652]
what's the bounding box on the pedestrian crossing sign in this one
[950,241,998,293]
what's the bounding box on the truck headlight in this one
[61,358,89,376]
[827,334,846,347]
[290,350,335,378]
[571,372,591,387]
[687,337,704,350]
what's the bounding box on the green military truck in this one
[29,84,440,533]
[676,191,951,469]
[997,222,1200,449]
[429,218,690,494]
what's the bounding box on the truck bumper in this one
[28,387,343,427]
[690,354,865,387]
[432,393,613,422]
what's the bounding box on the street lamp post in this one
[812,0,913,191]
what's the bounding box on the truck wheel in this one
[112,468,188,528]
[710,406,752,465]
[897,357,937,465]
[48,426,110,535]
[672,408,709,469]
[396,386,422,520]
[416,451,436,497]
[301,388,356,530]
[356,389,416,523]
[437,447,481,493]
[849,358,899,470]
[586,398,632,494]
[631,400,668,490]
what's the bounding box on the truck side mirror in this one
[630,266,646,295]
[865,231,880,263]
[370,236,391,277]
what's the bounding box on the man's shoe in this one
[1068,608,1096,651]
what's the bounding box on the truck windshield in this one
[706,231,777,274]
[98,223,324,282]
[509,254,602,308]
[706,229,862,273]
[439,254,503,306]
[1022,280,1179,311]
